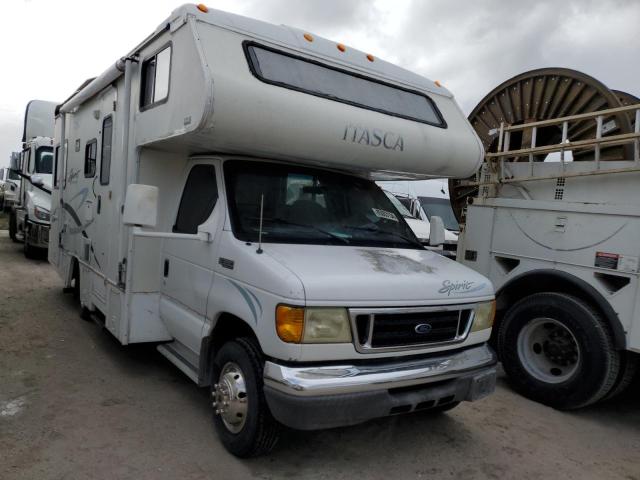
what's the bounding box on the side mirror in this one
[31,174,44,187]
[428,216,445,246]
[123,184,158,228]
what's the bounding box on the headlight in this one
[276,306,352,344]
[471,300,496,332]
[34,206,50,222]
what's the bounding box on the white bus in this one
[50,4,496,457]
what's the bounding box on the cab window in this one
[174,165,218,234]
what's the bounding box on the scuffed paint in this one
[358,249,435,275]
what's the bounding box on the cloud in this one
[1,0,638,167]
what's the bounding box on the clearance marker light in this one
[197,3,209,13]
[303,33,314,42]
[435,80,442,87]
[366,54,375,62]
[337,43,346,52]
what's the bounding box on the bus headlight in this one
[471,300,496,333]
[276,306,352,343]
[34,206,50,222]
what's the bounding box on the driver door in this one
[160,160,223,356]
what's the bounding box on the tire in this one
[603,351,638,401]
[211,338,280,457]
[9,211,18,242]
[498,292,620,410]
[23,229,36,259]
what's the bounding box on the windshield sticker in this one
[372,208,398,222]
[438,280,486,296]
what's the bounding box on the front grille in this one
[351,307,473,352]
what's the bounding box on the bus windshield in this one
[225,161,422,249]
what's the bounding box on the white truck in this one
[456,95,640,409]
[0,156,21,211]
[9,100,57,257]
[50,4,497,457]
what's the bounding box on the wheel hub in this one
[212,362,248,433]
[517,318,581,383]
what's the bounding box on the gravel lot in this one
[1,222,639,480]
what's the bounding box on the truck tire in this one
[603,352,638,401]
[9,211,18,242]
[23,227,36,259]
[498,292,620,410]
[211,338,280,457]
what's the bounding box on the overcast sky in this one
[2,0,639,190]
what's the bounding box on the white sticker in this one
[372,208,398,222]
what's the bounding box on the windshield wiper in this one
[266,218,350,245]
[343,225,424,249]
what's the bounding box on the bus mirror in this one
[429,216,445,246]
[123,184,158,228]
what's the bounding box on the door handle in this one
[163,259,169,277]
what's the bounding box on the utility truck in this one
[453,68,640,409]
[50,4,497,456]
[9,100,57,256]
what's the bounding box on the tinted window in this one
[140,46,171,108]
[84,139,97,178]
[174,165,218,234]
[100,117,113,185]
[8,168,19,180]
[35,147,53,174]
[246,44,444,126]
[53,147,59,187]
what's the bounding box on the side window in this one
[174,165,218,234]
[100,117,113,185]
[53,147,59,187]
[140,46,171,109]
[24,149,31,173]
[84,139,97,178]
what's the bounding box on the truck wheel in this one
[9,211,18,242]
[23,231,35,259]
[211,338,280,457]
[603,352,638,401]
[498,292,620,410]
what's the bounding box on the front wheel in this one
[9,211,18,242]
[211,338,280,457]
[498,292,620,409]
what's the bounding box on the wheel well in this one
[494,270,626,350]
[199,313,260,386]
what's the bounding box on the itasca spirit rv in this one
[50,4,496,456]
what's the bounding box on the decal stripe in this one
[228,280,259,324]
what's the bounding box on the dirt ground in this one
[1,219,639,480]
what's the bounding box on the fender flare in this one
[496,269,626,350]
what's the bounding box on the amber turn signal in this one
[276,305,305,343]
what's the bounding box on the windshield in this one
[225,161,422,249]
[8,168,20,180]
[418,196,459,231]
[384,192,414,218]
[35,147,53,174]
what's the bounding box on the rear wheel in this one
[211,338,280,457]
[498,292,620,409]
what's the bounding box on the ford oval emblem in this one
[414,323,432,334]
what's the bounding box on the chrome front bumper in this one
[263,344,497,430]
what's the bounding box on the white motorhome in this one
[0,155,21,211]
[9,100,57,256]
[50,4,497,457]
